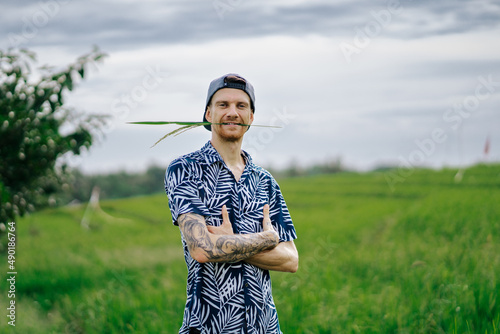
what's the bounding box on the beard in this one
[211,120,250,142]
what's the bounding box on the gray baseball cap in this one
[203,73,255,131]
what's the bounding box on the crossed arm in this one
[177,205,298,273]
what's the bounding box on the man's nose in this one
[226,104,239,117]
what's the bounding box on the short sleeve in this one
[165,158,211,225]
[268,176,297,243]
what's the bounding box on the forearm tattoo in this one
[178,213,278,263]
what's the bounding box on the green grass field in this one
[1,164,499,333]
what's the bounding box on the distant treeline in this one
[60,158,346,204]
[267,157,345,179]
[61,166,167,204]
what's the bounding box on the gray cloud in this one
[3,0,500,50]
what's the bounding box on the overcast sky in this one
[3,0,500,174]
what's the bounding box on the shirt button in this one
[244,283,249,288]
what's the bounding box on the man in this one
[165,73,298,334]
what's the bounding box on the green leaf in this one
[150,124,203,148]
[128,121,212,126]
[127,121,281,128]
[65,74,73,91]
[127,120,282,147]
[78,66,85,78]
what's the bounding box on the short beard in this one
[213,125,247,143]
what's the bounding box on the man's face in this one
[206,88,254,142]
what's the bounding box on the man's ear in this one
[249,110,254,124]
[205,107,212,123]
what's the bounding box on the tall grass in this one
[275,165,500,333]
[1,164,499,333]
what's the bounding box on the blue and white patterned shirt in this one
[165,141,297,334]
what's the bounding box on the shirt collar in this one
[200,141,255,171]
[200,141,222,165]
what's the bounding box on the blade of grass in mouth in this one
[127,121,282,147]
[127,121,280,128]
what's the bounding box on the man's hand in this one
[245,205,298,273]
[207,205,234,235]
[261,204,276,233]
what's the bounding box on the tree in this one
[0,47,108,224]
